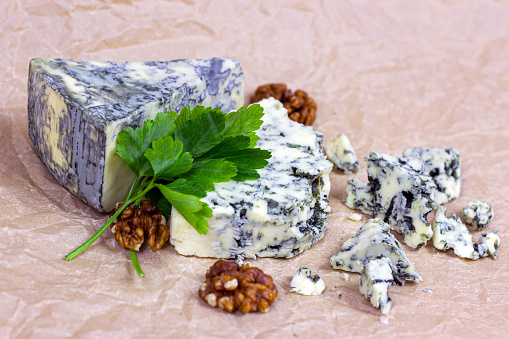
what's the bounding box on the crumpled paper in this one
[1,0,508,337]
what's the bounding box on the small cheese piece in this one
[462,199,494,230]
[403,147,461,205]
[344,152,436,249]
[170,98,333,258]
[347,213,362,222]
[289,267,326,296]
[432,205,479,260]
[477,231,500,259]
[343,178,375,215]
[324,133,360,173]
[28,57,244,212]
[330,218,422,284]
[359,258,394,314]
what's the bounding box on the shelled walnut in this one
[198,259,278,314]
[109,199,169,251]
[250,83,317,125]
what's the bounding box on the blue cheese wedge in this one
[330,218,422,284]
[403,147,461,205]
[432,205,479,260]
[462,199,494,230]
[477,231,500,259]
[324,133,360,173]
[28,57,244,212]
[344,152,436,249]
[170,98,333,258]
[289,267,326,296]
[359,258,394,314]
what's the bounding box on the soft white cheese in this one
[344,152,436,249]
[463,199,494,230]
[359,258,394,314]
[324,133,360,173]
[289,267,326,296]
[432,205,479,260]
[330,218,421,284]
[477,231,500,259]
[403,147,461,205]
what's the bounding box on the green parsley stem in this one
[65,182,154,261]
[130,250,144,277]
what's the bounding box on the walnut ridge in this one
[250,83,317,125]
[198,260,278,313]
[109,199,169,251]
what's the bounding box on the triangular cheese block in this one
[330,218,422,284]
[28,58,244,211]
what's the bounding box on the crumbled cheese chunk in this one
[463,199,494,230]
[324,133,360,173]
[403,147,461,205]
[347,213,362,222]
[359,258,394,314]
[330,218,422,285]
[432,205,479,260]
[344,152,436,249]
[289,267,326,296]
[477,231,500,259]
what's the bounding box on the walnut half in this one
[250,83,317,125]
[109,199,170,251]
[198,260,278,314]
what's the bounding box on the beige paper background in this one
[1,0,508,337]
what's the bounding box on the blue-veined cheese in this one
[403,147,461,205]
[359,257,394,314]
[289,267,326,296]
[462,199,494,230]
[477,231,500,259]
[432,205,479,260]
[28,57,244,212]
[330,218,422,285]
[324,133,360,173]
[344,152,436,249]
[343,178,375,215]
[170,98,333,258]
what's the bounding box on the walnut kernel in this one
[198,259,278,314]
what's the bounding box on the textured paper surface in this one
[1,0,508,337]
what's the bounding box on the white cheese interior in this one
[359,257,394,314]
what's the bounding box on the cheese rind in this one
[324,133,360,173]
[403,147,461,205]
[289,267,326,296]
[28,57,244,212]
[432,205,479,260]
[359,257,394,314]
[330,218,421,284]
[170,98,333,258]
[462,199,494,230]
[344,152,436,249]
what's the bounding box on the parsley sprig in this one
[65,104,271,276]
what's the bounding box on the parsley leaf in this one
[221,104,264,144]
[144,136,193,181]
[116,113,176,177]
[174,106,225,157]
[180,159,237,192]
[156,184,212,234]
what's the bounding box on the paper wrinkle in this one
[1,0,509,337]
